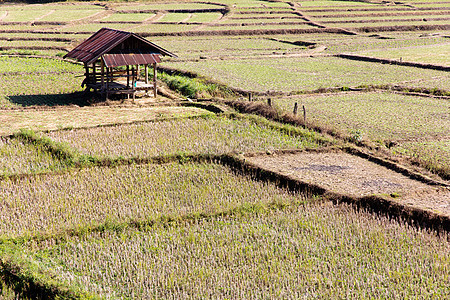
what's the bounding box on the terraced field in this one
[0,0,449,298]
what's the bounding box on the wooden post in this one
[145,64,149,84]
[92,61,96,84]
[293,102,298,115]
[153,63,157,98]
[105,66,109,100]
[136,65,140,81]
[84,63,89,80]
[303,105,306,125]
[248,93,252,101]
[126,65,130,88]
[268,98,272,107]
[100,58,105,93]
[132,66,136,88]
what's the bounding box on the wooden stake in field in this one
[293,102,298,115]
[268,98,272,107]
[303,105,306,125]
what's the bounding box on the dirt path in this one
[246,151,450,217]
[32,10,55,23]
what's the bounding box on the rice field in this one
[0,57,80,74]
[393,139,450,173]
[0,0,449,297]
[355,43,450,66]
[0,137,67,175]
[6,202,449,298]
[46,115,328,158]
[0,74,83,107]
[0,106,213,136]
[0,57,85,107]
[115,3,223,11]
[163,56,450,92]
[273,91,449,142]
[0,162,305,238]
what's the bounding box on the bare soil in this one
[246,151,450,217]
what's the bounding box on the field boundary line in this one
[336,53,450,71]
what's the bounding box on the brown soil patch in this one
[246,152,450,217]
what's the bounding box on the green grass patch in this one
[188,12,222,23]
[158,13,192,23]
[273,91,449,142]
[116,3,222,11]
[393,139,450,178]
[0,10,50,22]
[0,74,83,108]
[39,9,101,22]
[99,12,155,22]
[0,57,80,74]
[355,43,450,66]
[160,72,229,98]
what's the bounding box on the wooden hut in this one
[64,28,177,100]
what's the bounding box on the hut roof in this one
[64,28,177,66]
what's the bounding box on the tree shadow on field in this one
[7,91,96,107]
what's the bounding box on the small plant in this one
[349,129,364,143]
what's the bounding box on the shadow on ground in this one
[7,92,99,107]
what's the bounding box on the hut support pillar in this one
[100,58,105,96]
[153,63,157,98]
[145,64,149,84]
[83,63,89,91]
[126,65,130,88]
[92,62,96,86]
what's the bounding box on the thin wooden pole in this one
[132,66,136,88]
[293,102,298,115]
[303,105,306,125]
[145,64,149,84]
[153,63,157,98]
[126,65,130,87]
[100,58,105,93]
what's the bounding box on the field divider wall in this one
[336,53,450,71]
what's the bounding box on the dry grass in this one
[17,204,450,299]
[0,106,212,136]
[0,162,304,238]
[0,137,66,175]
[46,115,327,158]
